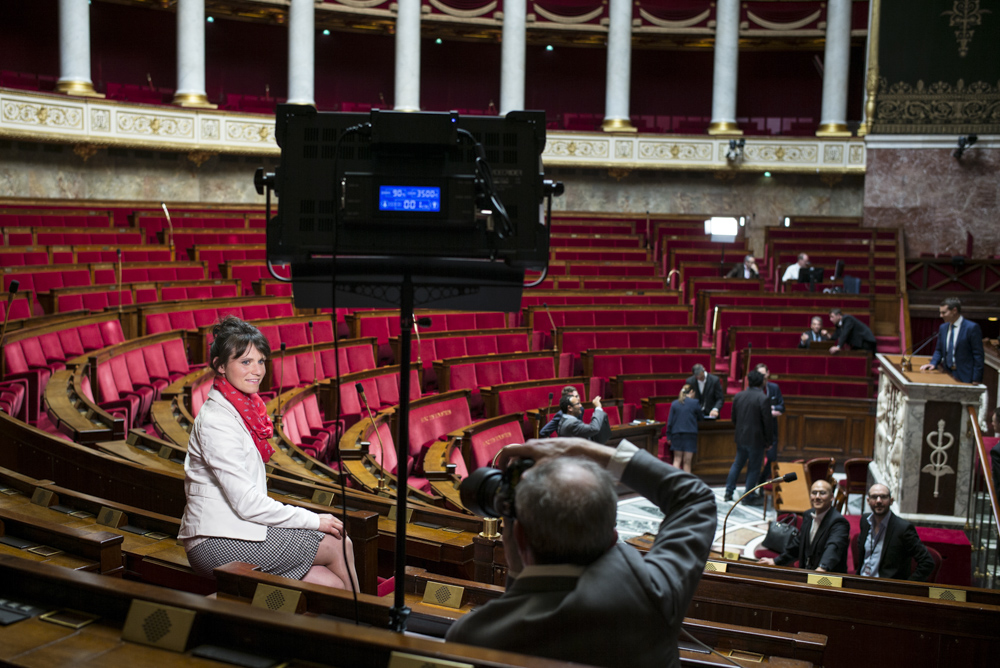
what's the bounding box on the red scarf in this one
[213,374,275,463]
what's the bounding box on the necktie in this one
[946,324,956,368]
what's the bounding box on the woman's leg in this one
[303,534,358,590]
[679,451,694,473]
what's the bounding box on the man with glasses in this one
[856,483,934,581]
[759,480,848,572]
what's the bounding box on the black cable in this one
[456,127,513,240]
[329,121,370,624]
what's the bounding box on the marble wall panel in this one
[550,169,864,256]
[0,144,865,257]
[0,143,270,205]
[864,148,1000,258]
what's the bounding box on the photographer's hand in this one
[496,438,616,470]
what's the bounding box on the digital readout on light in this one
[378,186,442,212]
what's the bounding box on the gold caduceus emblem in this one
[921,419,955,498]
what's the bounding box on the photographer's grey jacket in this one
[446,445,716,668]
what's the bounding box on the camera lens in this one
[458,467,503,517]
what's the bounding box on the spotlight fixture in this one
[726,138,746,163]
[783,216,791,227]
[739,216,746,227]
[953,134,978,159]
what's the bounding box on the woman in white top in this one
[179,316,358,589]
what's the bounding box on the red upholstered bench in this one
[583,348,713,399]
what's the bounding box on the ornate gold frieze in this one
[201,119,221,141]
[637,141,713,161]
[743,143,818,164]
[117,112,194,138]
[848,144,865,164]
[614,141,633,159]
[874,77,1000,133]
[823,145,844,163]
[545,138,610,158]
[2,100,84,130]
[941,0,990,58]
[225,121,276,143]
[91,109,111,132]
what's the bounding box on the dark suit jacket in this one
[774,507,849,572]
[763,382,784,446]
[445,449,717,668]
[731,387,773,449]
[539,410,564,438]
[666,398,701,436]
[835,314,877,352]
[856,512,934,581]
[928,318,985,383]
[557,409,611,445]
[798,330,831,348]
[726,262,758,279]
[990,440,1000,508]
[685,373,724,415]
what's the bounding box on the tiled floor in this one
[617,475,865,559]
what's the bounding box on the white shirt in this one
[781,263,803,282]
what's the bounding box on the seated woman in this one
[666,384,701,473]
[180,315,358,589]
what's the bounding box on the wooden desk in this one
[772,462,810,514]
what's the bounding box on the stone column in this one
[56,0,102,97]
[602,0,635,132]
[499,0,526,115]
[708,0,741,135]
[173,0,215,107]
[394,0,421,111]
[287,0,315,106]
[817,0,852,136]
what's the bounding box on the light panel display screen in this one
[378,186,442,212]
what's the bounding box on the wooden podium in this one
[872,354,986,526]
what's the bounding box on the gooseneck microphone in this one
[413,316,431,368]
[356,382,388,491]
[274,342,287,426]
[900,331,940,372]
[0,280,20,350]
[542,303,558,353]
[720,472,798,558]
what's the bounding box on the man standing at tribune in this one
[920,297,984,383]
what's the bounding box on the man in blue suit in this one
[920,297,984,383]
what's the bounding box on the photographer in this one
[446,437,716,668]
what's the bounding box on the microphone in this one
[0,280,20,349]
[548,391,554,406]
[161,202,174,251]
[116,248,123,314]
[414,316,432,368]
[720,472,798,558]
[542,303,558,353]
[356,381,388,492]
[274,342,286,425]
[308,321,318,386]
[900,331,940,372]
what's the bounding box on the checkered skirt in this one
[186,526,324,580]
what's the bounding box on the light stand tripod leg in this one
[389,274,413,633]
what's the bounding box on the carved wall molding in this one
[874,77,1000,134]
[0,90,866,173]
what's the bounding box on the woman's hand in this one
[317,514,344,538]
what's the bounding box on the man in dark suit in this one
[760,479,849,573]
[726,254,759,279]
[920,297,985,383]
[856,483,934,581]
[754,363,784,470]
[556,394,611,445]
[798,316,831,348]
[446,437,716,668]
[686,363,724,418]
[828,308,876,354]
[724,370,773,504]
[539,385,580,438]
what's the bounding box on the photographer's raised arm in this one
[496,438,615,470]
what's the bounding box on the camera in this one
[458,458,534,518]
